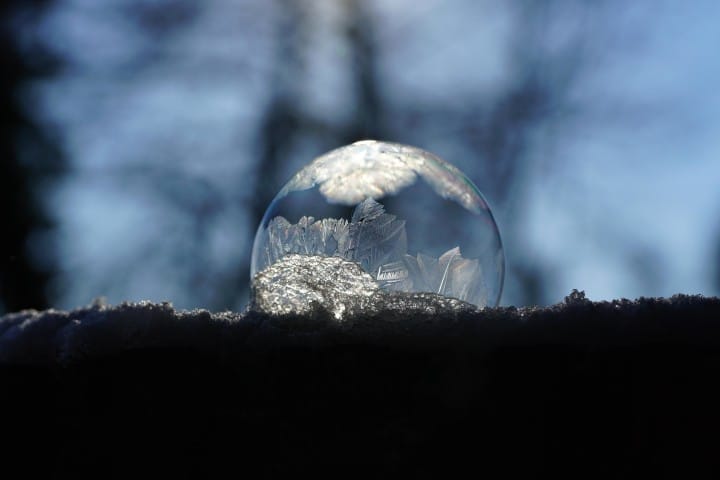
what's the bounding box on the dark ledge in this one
[2,291,720,477]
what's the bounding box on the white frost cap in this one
[280,140,488,214]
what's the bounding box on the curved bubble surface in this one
[251,140,505,308]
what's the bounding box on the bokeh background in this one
[2,0,719,313]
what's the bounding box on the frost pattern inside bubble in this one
[259,198,487,307]
[251,140,505,310]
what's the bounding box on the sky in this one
[529,1,720,300]
[21,0,720,309]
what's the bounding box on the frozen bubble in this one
[251,140,505,309]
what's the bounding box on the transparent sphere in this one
[250,140,505,308]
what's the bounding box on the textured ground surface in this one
[2,291,720,477]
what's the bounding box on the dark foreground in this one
[2,292,720,478]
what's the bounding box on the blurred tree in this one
[244,0,600,307]
[249,0,385,217]
[250,0,309,234]
[475,0,591,305]
[241,0,387,293]
[343,0,384,142]
[391,0,601,305]
[0,0,63,313]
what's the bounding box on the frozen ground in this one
[1,290,718,365]
[2,292,720,477]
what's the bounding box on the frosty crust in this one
[251,254,476,319]
[258,198,488,307]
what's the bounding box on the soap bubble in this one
[251,140,505,308]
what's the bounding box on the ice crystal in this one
[263,198,405,273]
[251,254,475,320]
[347,198,407,275]
[260,199,486,305]
[402,248,487,307]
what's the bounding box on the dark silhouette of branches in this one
[343,0,384,142]
[0,0,64,313]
